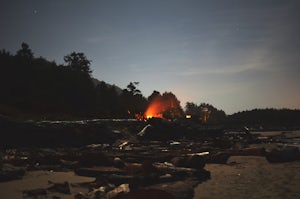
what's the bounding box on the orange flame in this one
[144,93,181,120]
[144,96,173,119]
[144,101,164,119]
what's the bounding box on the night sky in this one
[1,0,300,114]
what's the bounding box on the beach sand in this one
[1,130,300,198]
[194,156,300,199]
[0,171,95,199]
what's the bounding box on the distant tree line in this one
[226,108,300,128]
[0,43,97,119]
[185,102,226,124]
[0,43,182,120]
[184,102,300,127]
[1,43,299,126]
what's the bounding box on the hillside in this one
[227,109,300,129]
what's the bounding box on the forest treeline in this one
[0,43,183,120]
[1,43,299,127]
[227,109,300,128]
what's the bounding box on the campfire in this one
[133,101,164,121]
[144,101,164,119]
[135,92,183,121]
[144,95,178,120]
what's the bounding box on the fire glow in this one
[144,96,174,119]
[144,101,164,119]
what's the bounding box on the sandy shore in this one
[194,156,300,199]
[1,157,299,199]
[0,171,95,199]
[1,130,299,198]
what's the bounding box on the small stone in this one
[186,155,205,169]
[114,157,125,168]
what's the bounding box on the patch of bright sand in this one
[194,156,300,199]
[0,170,95,199]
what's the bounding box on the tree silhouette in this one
[5,42,300,125]
[147,90,161,102]
[185,102,226,123]
[64,52,92,75]
[227,108,300,127]
[119,82,147,118]
[185,102,199,116]
[160,92,184,119]
[126,82,141,96]
[16,42,33,62]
